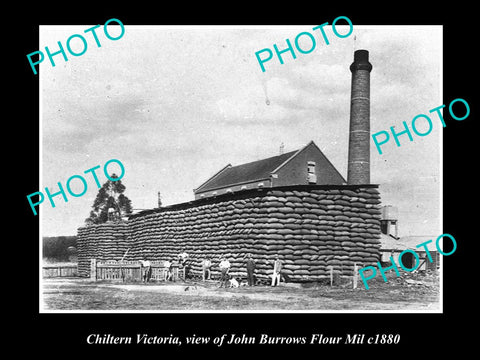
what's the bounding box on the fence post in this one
[328,265,333,286]
[90,258,97,281]
[353,263,358,289]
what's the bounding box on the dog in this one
[184,284,198,291]
[228,277,239,288]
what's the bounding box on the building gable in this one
[273,141,346,186]
[194,141,345,198]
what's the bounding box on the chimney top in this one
[350,49,372,73]
[354,49,369,62]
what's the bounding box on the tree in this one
[43,236,77,262]
[85,174,133,225]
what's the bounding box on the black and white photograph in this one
[38,24,443,312]
[14,6,476,356]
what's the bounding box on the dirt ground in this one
[41,270,440,311]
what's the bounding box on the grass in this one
[42,271,440,311]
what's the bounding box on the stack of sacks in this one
[76,222,129,277]
[76,186,381,282]
[77,226,95,277]
[126,200,258,280]
[247,188,381,282]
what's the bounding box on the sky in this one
[39,24,442,237]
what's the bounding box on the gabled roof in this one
[194,149,298,193]
[194,141,345,194]
[278,140,346,185]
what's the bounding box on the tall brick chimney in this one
[347,49,372,185]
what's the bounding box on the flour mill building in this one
[194,140,347,200]
[76,49,382,283]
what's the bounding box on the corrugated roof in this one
[380,233,407,251]
[380,234,436,251]
[399,236,436,249]
[196,149,298,193]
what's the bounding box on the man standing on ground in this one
[245,253,256,286]
[178,249,189,280]
[140,259,152,283]
[202,258,212,281]
[271,255,282,287]
[164,259,172,281]
[218,257,231,288]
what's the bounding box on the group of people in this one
[203,254,283,288]
[140,249,190,283]
[139,250,284,287]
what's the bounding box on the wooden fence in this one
[43,263,78,278]
[91,259,187,282]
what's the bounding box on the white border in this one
[39,24,444,314]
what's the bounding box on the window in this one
[307,161,317,184]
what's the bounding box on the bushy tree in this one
[43,236,77,262]
[85,174,132,225]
